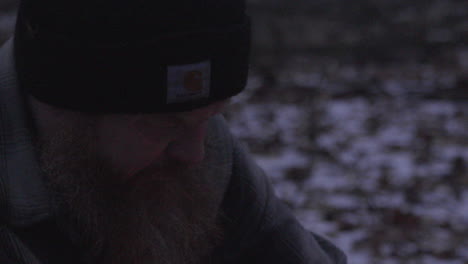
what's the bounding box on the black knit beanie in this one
[14,0,250,113]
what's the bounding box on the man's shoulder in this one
[208,118,347,264]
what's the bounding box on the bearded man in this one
[0,0,346,263]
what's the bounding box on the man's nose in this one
[164,122,208,167]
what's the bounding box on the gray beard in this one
[35,118,224,264]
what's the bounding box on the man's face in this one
[28,96,228,264]
[30,96,228,181]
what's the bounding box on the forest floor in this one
[225,83,468,264]
[224,1,467,262]
[224,50,468,264]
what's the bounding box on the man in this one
[0,0,347,263]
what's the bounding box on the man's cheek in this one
[95,123,172,180]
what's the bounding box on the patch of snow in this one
[385,152,416,185]
[371,192,406,209]
[435,144,468,161]
[254,148,310,180]
[419,101,457,116]
[377,125,414,147]
[295,210,338,234]
[415,161,452,178]
[307,162,352,191]
[382,79,407,97]
[445,119,468,136]
[325,194,361,209]
[324,99,370,135]
[333,230,370,263]
[273,180,307,207]
[274,104,306,144]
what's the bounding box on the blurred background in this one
[1,0,467,263]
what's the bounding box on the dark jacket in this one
[0,38,347,264]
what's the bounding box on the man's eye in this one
[133,117,180,131]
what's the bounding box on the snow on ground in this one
[225,86,468,264]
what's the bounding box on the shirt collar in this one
[0,37,52,227]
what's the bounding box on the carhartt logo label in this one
[167,61,211,104]
[184,71,203,92]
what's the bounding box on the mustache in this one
[124,157,191,185]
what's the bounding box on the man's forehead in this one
[29,94,226,130]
